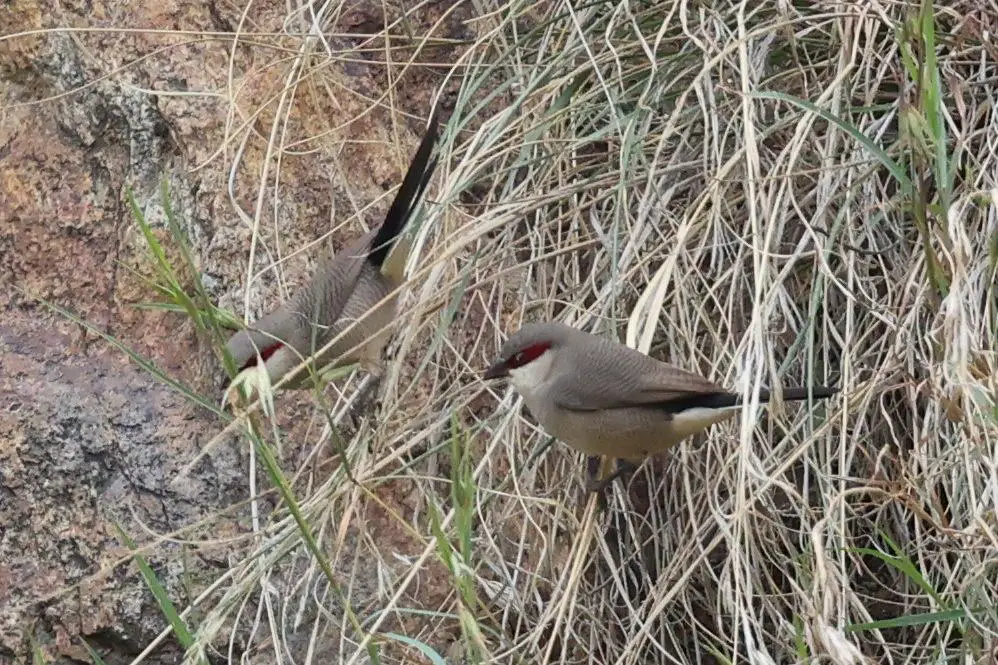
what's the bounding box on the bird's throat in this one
[508,351,555,394]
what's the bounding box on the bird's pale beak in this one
[483,359,509,380]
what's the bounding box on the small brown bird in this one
[484,322,838,491]
[225,111,439,389]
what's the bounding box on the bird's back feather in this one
[549,326,837,413]
[290,110,441,358]
[551,329,723,412]
[225,109,441,384]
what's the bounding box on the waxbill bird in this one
[483,322,838,491]
[225,110,440,390]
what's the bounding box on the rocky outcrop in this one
[0,0,468,661]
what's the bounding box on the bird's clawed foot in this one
[348,372,383,427]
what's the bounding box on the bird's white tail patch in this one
[670,405,740,438]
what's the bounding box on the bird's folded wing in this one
[552,341,725,412]
[295,231,376,340]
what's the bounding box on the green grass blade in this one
[114,523,198,652]
[381,632,450,665]
[751,90,912,193]
[81,640,110,665]
[846,607,990,633]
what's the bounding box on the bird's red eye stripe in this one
[241,342,284,370]
[506,342,551,369]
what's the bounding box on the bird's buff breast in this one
[528,401,738,461]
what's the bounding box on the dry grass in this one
[11,0,998,663]
[191,1,997,663]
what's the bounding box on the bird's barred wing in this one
[293,231,375,346]
[552,337,726,412]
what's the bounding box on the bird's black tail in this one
[775,386,840,402]
[661,386,839,413]
[368,108,441,268]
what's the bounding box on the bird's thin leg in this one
[346,353,385,428]
[584,456,606,493]
[581,456,611,511]
[612,459,639,485]
[349,372,383,425]
[585,458,639,493]
[357,372,383,408]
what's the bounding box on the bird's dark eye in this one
[505,342,551,369]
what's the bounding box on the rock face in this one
[0,0,466,661]
[0,319,246,664]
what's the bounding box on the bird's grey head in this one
[483,322,577,382]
